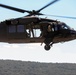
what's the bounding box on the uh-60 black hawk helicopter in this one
[0,0,76,51]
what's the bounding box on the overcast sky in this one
[0,0,76,63]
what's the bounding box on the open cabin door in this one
[7,24,41,37]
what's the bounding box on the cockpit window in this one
[61,23,70,29]
[61,25,68,29]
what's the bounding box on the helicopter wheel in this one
[44,45,51,51]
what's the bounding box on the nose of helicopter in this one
[70,30,76,36]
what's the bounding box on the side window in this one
[17,25,24,32]
[8,25,16,33]
[8,25,25,33]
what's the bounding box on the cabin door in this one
[7,25,28,39]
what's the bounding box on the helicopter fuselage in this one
[0,16,76,45]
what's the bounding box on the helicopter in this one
[0,0,76,51]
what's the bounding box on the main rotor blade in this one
[0,4,31,13]
[37,0,59,12]
[43,14,76,19]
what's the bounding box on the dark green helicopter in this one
[0,0,76,51]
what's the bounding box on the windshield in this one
[61,23,71,29]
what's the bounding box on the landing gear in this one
[43,38,54,51]
[44,45,50,51]
[44,43,53,51]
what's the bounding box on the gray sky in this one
[0,0,76,63]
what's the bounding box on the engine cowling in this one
[6,19,18,25]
